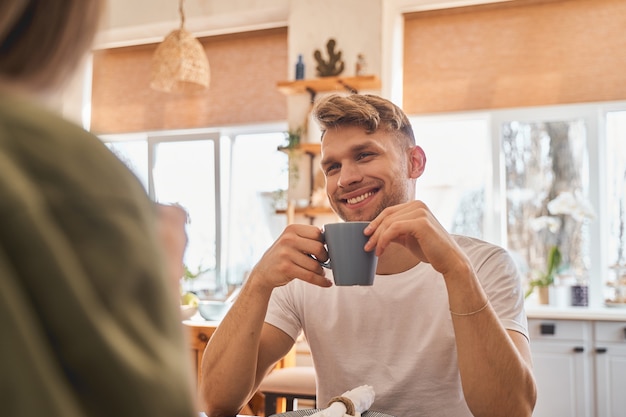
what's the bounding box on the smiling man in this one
[201,94,536,417]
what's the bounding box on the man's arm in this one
[200,224,331,416]
[445,267,536,417]
[199,277,294,416]
[364,201,537,417]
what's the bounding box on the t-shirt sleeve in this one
[478,245,530,341]
[265,282,305,342]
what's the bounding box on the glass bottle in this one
[295,54,305,80]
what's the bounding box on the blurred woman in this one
[0,2,197,416]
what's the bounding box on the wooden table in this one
[184,319,296,415]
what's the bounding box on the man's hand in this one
[363,200,470,276]
[155,203,188,292]
[249,223,332,290]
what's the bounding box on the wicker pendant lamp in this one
[150,0,210,93]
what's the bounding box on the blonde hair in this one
[313,94,416,147]
[0,0,105,92]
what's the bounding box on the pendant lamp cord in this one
[178,0,185,30]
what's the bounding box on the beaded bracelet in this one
[450,300,490,316]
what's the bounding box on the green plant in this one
[525,245,562,298]
[285,128,302,149]
[525,191,596,299]
[271,188,288,210]
[283,128,303,186]
[182,263,209,281]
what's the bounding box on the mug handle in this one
[308,229,331,268]
[308,253,331,269]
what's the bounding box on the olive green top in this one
[0,91,197,417]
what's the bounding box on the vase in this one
[551,283,571,307]
[537,286,550,305]
[571,284,588,307]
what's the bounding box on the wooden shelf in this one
[277,75,381,96]
[276,206,334,218]
[276,76,375,224]
[278,143,321,155]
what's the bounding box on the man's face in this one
[320,125,416,222]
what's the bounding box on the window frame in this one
[100,121,287,294]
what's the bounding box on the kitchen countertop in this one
[185,305,626,323]
[525,304,626,321]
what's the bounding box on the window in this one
[102,127,288,297]
[410,115,491,240]
[223,133,289,289]
[501,118,590,283]
[408,101,626,308]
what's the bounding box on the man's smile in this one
[345,190,376,205]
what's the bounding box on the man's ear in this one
[408,146,426,179]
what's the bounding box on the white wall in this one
[98,0,290,45]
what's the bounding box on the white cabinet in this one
[594,321,626,417]
[529,319,594,417]
[529,318,626,417]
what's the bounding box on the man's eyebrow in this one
[351,142,377,153]
[320,155,334,168]
[320,140,379,165]
[321,141,379,167]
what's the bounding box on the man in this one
[201,94,536,417]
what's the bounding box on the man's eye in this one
[357,152,374,160]
[324,164,339,175]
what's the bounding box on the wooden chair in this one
[259,366,317,416]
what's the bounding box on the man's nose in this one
[337,163,362,188]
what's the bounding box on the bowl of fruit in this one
[180,292,199,320]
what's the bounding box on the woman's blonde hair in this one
[0,0,105,92]
[313,94,416,147]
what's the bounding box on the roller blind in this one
[403,0,626,114]
[91,27,287,134]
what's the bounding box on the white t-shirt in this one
[265,235,528,417]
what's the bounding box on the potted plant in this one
[525,245,562,303]
[525,191,595,304]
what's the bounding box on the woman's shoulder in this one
[0,91,146,204]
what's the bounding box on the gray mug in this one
[320,221,378,286]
